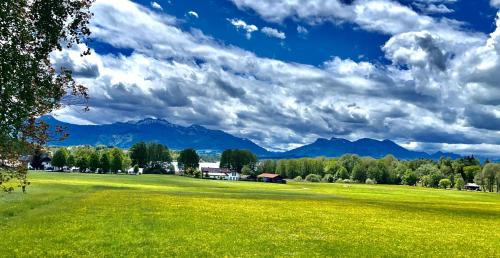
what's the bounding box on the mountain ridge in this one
[41,116,462,160]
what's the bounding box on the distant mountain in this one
[41,116,462,160]
[263,137,461,160]
[40,116,269,155]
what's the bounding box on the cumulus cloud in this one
[53,0,500,155]
[227,18,258,39]
[150,1,162,10]
[261,27,286,39]
[492,0,500,8]
[187,11,199,18]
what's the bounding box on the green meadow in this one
[1,172,499,257]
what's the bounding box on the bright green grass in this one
[1,172,499,257]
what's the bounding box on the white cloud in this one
[261,27,286,39]
[150,1,162,10]
[53,0,500,155]
[492,0,500,8]
[414,3,454,14]
[188,11,199,18]
[297,25,308,35]
[227,18,258,39]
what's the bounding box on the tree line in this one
[50,146,130,173]
[32,143,500,192]
[256,155,500,192]
[34,142,204,175]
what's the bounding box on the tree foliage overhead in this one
[0,0,94,192]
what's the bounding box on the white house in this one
[201,167,241,181]
[225,171,241,181]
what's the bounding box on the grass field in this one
[1,172,499,257]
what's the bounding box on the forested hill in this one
[41,116,462,160]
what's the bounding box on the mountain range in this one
[41,116,461,160]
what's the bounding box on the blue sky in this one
[52,0,500,157]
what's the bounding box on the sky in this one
[52,0,500,157]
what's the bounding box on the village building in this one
[201,167,241,180]
[257,173,285,183]
[464,183,481,191]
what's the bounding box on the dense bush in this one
[294,176,303,182]
[323,174,334,183]
[305,174,321,182]
[438,178,452,189]
[365,178,376,184]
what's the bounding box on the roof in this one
[201,167,230,173]
[258,173,281,178]
[465,183,480,187]
[205,172,228,176]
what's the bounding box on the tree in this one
[336,166,349,180]
[241,165,254,176]
[337,154,361,174]
[351,163,367,183]
[454,176,465,190]
[100,153,110,174]
[0,0,94,192]
[76,156,88,173]
[463,165,481,184]
[481,163,500,192]
[110,148,124,173]
[66,154,75,168]
[220,149,257,173]
[402,169,418,186]
[30,147,45,170]
[416,164,442,188]
[178,148,199,171]
[129,142,148,167]
[258,160,277,174]
[88,151,100,173]
[51,148,68,171]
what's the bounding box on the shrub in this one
[323,174,334,183]
[294,176,303,182]
[438,178,452,189]
[454,176,465,190]
[342,179,351,184]
[305,174,321,182]
[143,164,167,174]
[184,167,196,177]
[365,178,377,184]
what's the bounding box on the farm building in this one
[201,167,241,180]
[464,183,481,191]
[257,173,285,183]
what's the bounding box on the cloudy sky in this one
[53,0,500,157]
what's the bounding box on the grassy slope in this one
[1,172,499,257]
